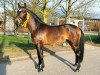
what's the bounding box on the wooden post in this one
[28,30,30,45]
[82,18,85,32]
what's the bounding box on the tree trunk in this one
[3,0,6,35]
[43,0,48,23]
[65,0,71,24]
[43,9,48,23]
[3,13,6,35]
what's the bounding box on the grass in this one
[0,34,100,62]
[0,35,36,49]
[0,35,36,62]
[0,35,30,47]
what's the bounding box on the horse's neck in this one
[27,15,41,34]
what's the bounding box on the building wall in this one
[0,19,28,33]
[85,21,100,31]
[6,19,14,31]
[59,18,100,31]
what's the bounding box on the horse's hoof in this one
[37,67,42,72]
[41,68,43,71]
[38,68,41,72]
[75,66,80,72]
[73,68,80,72]
[37,64,44,72]
[76,68,80,72]
[38,67,44,72]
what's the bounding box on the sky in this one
[0,7,3,12]
[88,1,100,18]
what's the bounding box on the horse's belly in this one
[43,35,66,45]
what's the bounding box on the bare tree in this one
[7,0,17,19]
[60,0,95,23]
[0,0,7,35]
[0,0,18,35]
[32,0,62,23]
[7,0,18,34]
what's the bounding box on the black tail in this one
[79,30,84,63]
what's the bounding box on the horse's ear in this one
[18,3,21,8]
[24,3,27,9]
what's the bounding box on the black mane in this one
[28,9,45,24]
[27,9,78,28]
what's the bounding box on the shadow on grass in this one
[0,35,11,75]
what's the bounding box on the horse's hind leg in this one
[74,49,81,71]
[66,40,80,71]
[73,48,81,71]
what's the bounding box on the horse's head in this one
[15,3,30,28]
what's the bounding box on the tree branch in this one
[72,0,95,12]
[71,0,78,6]
[49,0,62,13]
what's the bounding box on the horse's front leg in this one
[36,43,44,71]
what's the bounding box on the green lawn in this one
[0,35,30,47]
[0,35,36,62]
[0,35,36,49]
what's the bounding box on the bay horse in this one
[15,3,84,72]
